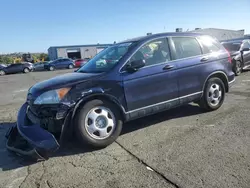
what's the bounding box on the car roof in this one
[119,32,206,44]
[221,39,248,44]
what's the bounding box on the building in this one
[190,28,245,41]
[48,44,112,60]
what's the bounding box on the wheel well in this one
[73,95,126,121]
[207,73,229,92]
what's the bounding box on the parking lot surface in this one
[0,70,250,188]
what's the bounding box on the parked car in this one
[33,61,48,71]
[6,32,235,159]
[221,39,250,76]
[44,58,75,71]
[0,64,7,68]
[0,62,34,76]
[74,58,90,68]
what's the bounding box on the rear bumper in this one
[6,103,60,160]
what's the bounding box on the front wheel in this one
[0,70,5,76]
[75,99,123,148]
[199,77,225,111]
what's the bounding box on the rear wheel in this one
[233,61,242,76]
[23,68,30,73]
[75,99,123,148]
[199,77,225,111]
[68,64,74,69]
[0,70,5,76]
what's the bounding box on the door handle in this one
[163,65,174,70]
[200,57,209,62]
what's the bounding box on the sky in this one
[0,0,249,54]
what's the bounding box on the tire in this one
[233,61,242,76]
[49,66,55,71]
[199,77,225,111]
[68,64,74,69]
[0,70,5,76]
[23,68,30,73]
[75,99,123,148]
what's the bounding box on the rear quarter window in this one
[198,36,221,53]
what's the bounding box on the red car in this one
[74,58,90,67]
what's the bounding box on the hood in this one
[29,72,102,97]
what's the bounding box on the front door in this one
[122,38,179,119]
[6,64,19,74]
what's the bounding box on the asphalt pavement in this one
[0,69,249,188]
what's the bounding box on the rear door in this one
[122,38,179,118]
[62,59,71,68]
[169,36,208,104]
[56,59,65,69]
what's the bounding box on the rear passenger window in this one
[172,37,202,59]
[198,35,221,53]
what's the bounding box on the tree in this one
[0,56,13,64]
[39,53,49,61]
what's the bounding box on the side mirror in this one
[126,59,146,72]
[241,48,250,52]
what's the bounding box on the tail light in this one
[225,49,232,63]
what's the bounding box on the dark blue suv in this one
[6,32,235,159]
[44,58,75,71]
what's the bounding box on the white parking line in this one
[13,89,28,93]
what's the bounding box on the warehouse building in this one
[190,28,245,41]
[48,44,112,60]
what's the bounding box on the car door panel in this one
[122,62,179,119]
[61,60,67,69]
[175,56,204,97]
[243,41,250,65]
[123,62,179,107]
[169,36,221,104]
[6,65,19,73]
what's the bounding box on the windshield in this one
[77,42,133,73]
[222,43,241,52]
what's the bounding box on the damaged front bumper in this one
[6,103,63,160]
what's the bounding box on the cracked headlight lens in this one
[34,88,71,105]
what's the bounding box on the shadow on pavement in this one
[0,104,205,171]
[122,104,205,135]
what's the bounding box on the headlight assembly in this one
[34,88,71,105]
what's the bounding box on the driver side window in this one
[130,38,171,67]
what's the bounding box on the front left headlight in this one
[34,88,71,105]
